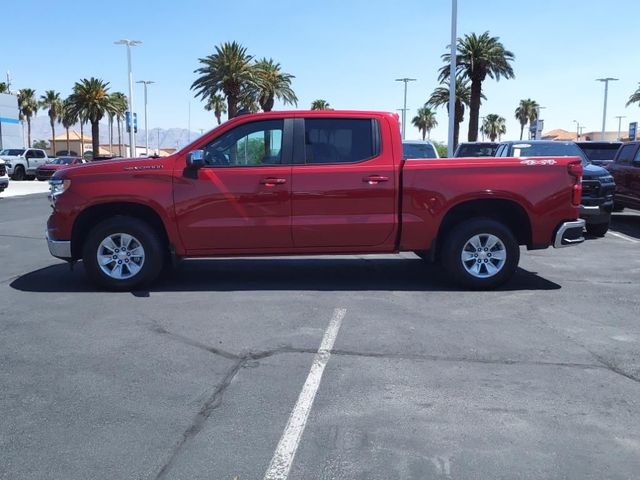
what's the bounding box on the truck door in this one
[630,146,640,209]
[610,144,636,205]
[291,117,397,248]
[173,118,293,252]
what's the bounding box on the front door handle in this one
[363,175,389,184]
[260,177,287,186]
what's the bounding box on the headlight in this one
[49,178,71,205]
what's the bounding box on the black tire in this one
[441,218,520,290]
[586,222,609,237]
[25,175,36,181]
[12,165,25,181]
[82,216,165,291]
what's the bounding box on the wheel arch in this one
[433,198,532,260]
[71,202,170,259]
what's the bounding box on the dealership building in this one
[0,93,22,149]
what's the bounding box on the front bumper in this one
[580,200,613,225]
[46,230,72,259]
[554,219,586,248]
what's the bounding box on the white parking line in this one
[263,307,347,480]
[607,231,639,244]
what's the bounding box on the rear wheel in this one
[82,216,165,291]
[441,218,519,289]
[12,165,25,181]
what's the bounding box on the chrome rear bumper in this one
[554,219,586,248]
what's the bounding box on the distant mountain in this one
[27,116,203,149]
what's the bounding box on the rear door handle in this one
[260,177,287,186]
[363,175,389,184]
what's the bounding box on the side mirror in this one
[186,149,205,168]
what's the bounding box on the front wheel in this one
[12,165,25,181]
[441,218,520,290]
[82,216,165,291]
[586,222,609,237]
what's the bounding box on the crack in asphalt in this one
[154,358,244,480]
[584,350,640,385]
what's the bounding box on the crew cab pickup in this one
[0,148,50,180]
[607,141,640,211]
[46,111,585,291]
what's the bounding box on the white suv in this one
[0,158,8,193]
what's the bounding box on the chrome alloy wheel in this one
[96,233,145,280]
[460,233,507,278]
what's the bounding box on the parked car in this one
[0,148,51,180]
[36,157,86,181]
[454,142,499,157]
[0,159,8,193]
[577,141,622,167]
[46,110,585,291]
[496,140,614,237]
[606,141,640,211]
[402,140,439,159]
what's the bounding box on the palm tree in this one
[253,58,297,112]
[66,78,112,156]
[626,83,640,108]
[18,88,38,147]
[514,99,538,140]
[0,82,8,94]
[427,78,475,149]
[411,106,438,140]
[61,100,77,154]
[192,41,255,119]
[311,99,331,110]
[39,90,63,155]
[109,92,128,156]
[205,94,227,125]
[440,31,515,142]
[482,114,507,141]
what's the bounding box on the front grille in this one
[37,169,54,179]
[581,179,600,198]
[0,164,6,176]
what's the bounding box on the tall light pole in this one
[615,115,626,141]
[136,80,154,156]
[447,0,457,157]
[395,78,416,140]
[596,78,618,141]
[573,120,581,140]
[115,39,142,156]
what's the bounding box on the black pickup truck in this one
[607,141,640,211]
[496,141,615,236]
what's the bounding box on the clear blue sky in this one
[4,0,639,143]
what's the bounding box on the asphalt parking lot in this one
[1,194,639,480]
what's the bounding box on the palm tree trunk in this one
[66,127,70,153]
[91,121,100,158]
[50,118,56,156]
[80,121,84,156]
[467,78,482,142]
[117,119,122,156]
[421,129,426,141]
[27,117,32,147]
[519,123,524,141]
[215,111,221,125]
[109,116,113,154]
[227,96,237,119]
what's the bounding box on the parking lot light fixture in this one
[615,115,626,141]
[136,80,155,156]
[596,78,618,141]
[395,78,416,140]
[115,39,142,157]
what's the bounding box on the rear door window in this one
[303,118,379,164]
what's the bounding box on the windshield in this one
[0,149,25,156]
[510,143,590,165]
[579,145,621,161]
[51,157,75,165]
[456,144,498,157]
[403,143,437,159]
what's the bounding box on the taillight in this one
[568,160,582,206]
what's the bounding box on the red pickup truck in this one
[46,110,585,290]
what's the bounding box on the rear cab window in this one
[304,118,380,164]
